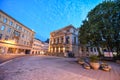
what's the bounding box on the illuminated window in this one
[1,25,5,31]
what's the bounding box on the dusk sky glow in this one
[0,0,103,41]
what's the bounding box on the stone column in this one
[59,37,61,43]
[59,47,60,53]
[76,36,78,45]
[63,47,65,53]
[55,47,56,53]
[52,38,54,44]
[4,47,8,54]
[69,35,72,44]
[63,36,66,44]
[15,48,18,54]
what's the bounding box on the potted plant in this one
[89,55,100,70]
[100,61,111,71]
[78,58,84,65]
[83,63,91,69]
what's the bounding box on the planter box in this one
[90,62,100,70]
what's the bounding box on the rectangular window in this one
[7,28,11,33]
[14,24,17,28]
[0,25,5,31]
[74,30,75,33]
[61,37,63,43]
[5,36,9,40]
[94,48,96,52]
[74,37,76,44]
[3,18,7,23]
[66,36,70,44]
[57,38,59,43]
[67,30,69,32]
[22,28,24,32]
[16,25,19,30]
[0,34,2,40]
[27,42,29,45]
[22,34,24,38]
[14,30,20,37]
[19,26,22,30]
[24,41,26,45]
[9,21,13,26]
[86,47,88,52]
[91,47,93,52]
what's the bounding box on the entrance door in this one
[25,50,30,54]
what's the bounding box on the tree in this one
[45,38,49,43]
[78,0,120,57]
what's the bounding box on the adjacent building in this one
[31,38,49,55]
[78,44,100,57]
[41,42,49,54]
[0,10,35,54]
[49,25,79,57]
[31,38,43,55]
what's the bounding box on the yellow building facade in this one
[49,25,79,57]
[0,10,35,54]
[31,38,49,55]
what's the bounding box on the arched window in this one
[66,36,70,44]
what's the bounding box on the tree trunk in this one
[97,47,102,56]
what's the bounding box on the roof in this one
[0,10,35,33]
[50,25,76,34]
[34,38,43,43]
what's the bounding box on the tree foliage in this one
[79,0,120,56]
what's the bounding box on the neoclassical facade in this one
[0,10,35,54]
[49,25,79,57]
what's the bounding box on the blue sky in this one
[0,0,103,41]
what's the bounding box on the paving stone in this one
[0,56,120,80]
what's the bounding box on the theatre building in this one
[0,10,35,54]
[49,25,79,57]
